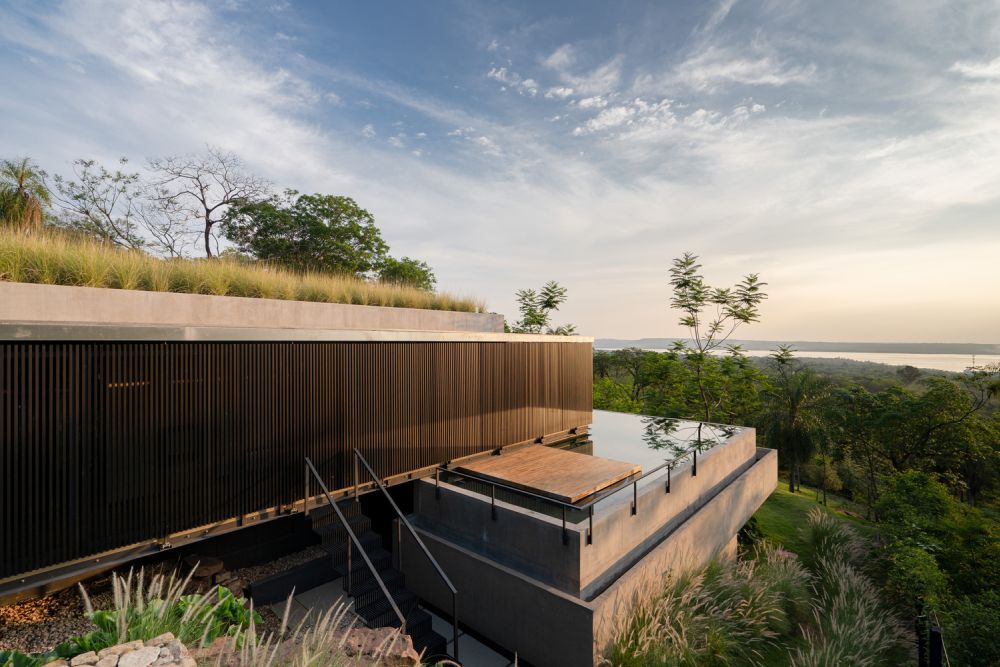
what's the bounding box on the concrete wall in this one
[588,448,778,658]
[408,428,756,598]
[581,428,756,597]
[0,282,503,333]
[400,448,778,667]
[397,529,595,667]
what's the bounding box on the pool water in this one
[564,410,743,473]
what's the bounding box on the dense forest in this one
[595,255,1000,666]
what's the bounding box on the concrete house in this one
[0,282,776,665]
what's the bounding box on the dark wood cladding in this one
[0,340,592,579]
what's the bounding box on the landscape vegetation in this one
[0,154,480,312]
[594,256,1000,666]
[4,155,999,665]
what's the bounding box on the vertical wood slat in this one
[0,340,592,579]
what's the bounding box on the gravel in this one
[0,546,330,654]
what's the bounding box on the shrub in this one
[0,228,484,313]
[792,557,908,667]
[797,507,865,573]
[605,544,811,666]
[943,591,1000,667]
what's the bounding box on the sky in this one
[1,0,999,343]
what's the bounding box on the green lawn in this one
[753,480,874,555]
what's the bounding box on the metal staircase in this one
[304,457,455,662]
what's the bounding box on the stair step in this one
[321,531,383,562]
[356,588,419,628]
[335,546,393,580]
[310,513,372,544]
[412,629,449,663]
[350,568,405,611]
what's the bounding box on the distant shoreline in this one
[594,338,1000,355]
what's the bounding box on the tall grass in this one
[0,228,485,313]
[791,509,907,667]
[605,511,908,667]
[605,544,812,666]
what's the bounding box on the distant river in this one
[600,348,999,372]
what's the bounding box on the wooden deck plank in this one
[455,445,641,503]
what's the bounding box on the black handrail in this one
[437,435,715,545]
[353,449,460,662]
[304,457,406,631]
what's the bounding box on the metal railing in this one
[435,437,712,547]
[303,457,406,631]
[352,448,460,662]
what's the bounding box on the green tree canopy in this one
[222,190,390,276]
[378,256,436,291]
[507,281,576,335]
[0,157,50,230]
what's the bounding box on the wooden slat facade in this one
[0,340,592,579]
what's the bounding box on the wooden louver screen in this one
[0,340,592,579]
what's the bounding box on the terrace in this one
[396,410,776,666]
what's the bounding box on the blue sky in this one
[1,0,999,342]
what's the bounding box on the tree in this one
[0,157,50,230]
[222,190,389,276]
[378,256,436,291]
[668,252,767,421]
[150,146,268,258]
[760,346,829,493]
[507,281,576,335]
[52,158,186,255]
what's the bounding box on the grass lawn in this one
[753,480,875,556]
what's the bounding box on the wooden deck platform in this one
[455,445,641,504]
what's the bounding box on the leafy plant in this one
[507,280,575,335]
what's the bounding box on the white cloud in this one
[545,86,574,98]
[577,96,608,109]
[670,45,815,91]
[487,66,538,96]
[951,56,1000,80]
[542,44,576,71]
[388,133,405,148]
[361,123,376,138]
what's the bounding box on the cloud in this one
[542,44,576,70]
[669,45,815,91]
[486,66,538,96]
[951,56,1000,80]
[545,86,574,98]
[2,0,1000,342]
[577,96,608,109]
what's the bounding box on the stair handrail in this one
[353,448,460,663]
[304,457,406,631]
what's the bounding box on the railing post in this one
[631,480,637,516]
[452,592,459,662]
[354,455,359,501]
[562,505,568,545]
[435,468,441,500]
[665,465,671,493]
[304,465,309,516]
[346,533,353,594]
[491,484,497,520]
[587,505,593,545]
[693,449,698,477]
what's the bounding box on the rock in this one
[117,646,161,667]
[70,651,99,666]
[184,555,224,578]
[342,627,421,666]
[145,633,175,647]
[188,636,237,667]
[95,656,119,667]
[98,641,143,659]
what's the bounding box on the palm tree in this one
[0,158,50,230]
[760,346,830,493]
